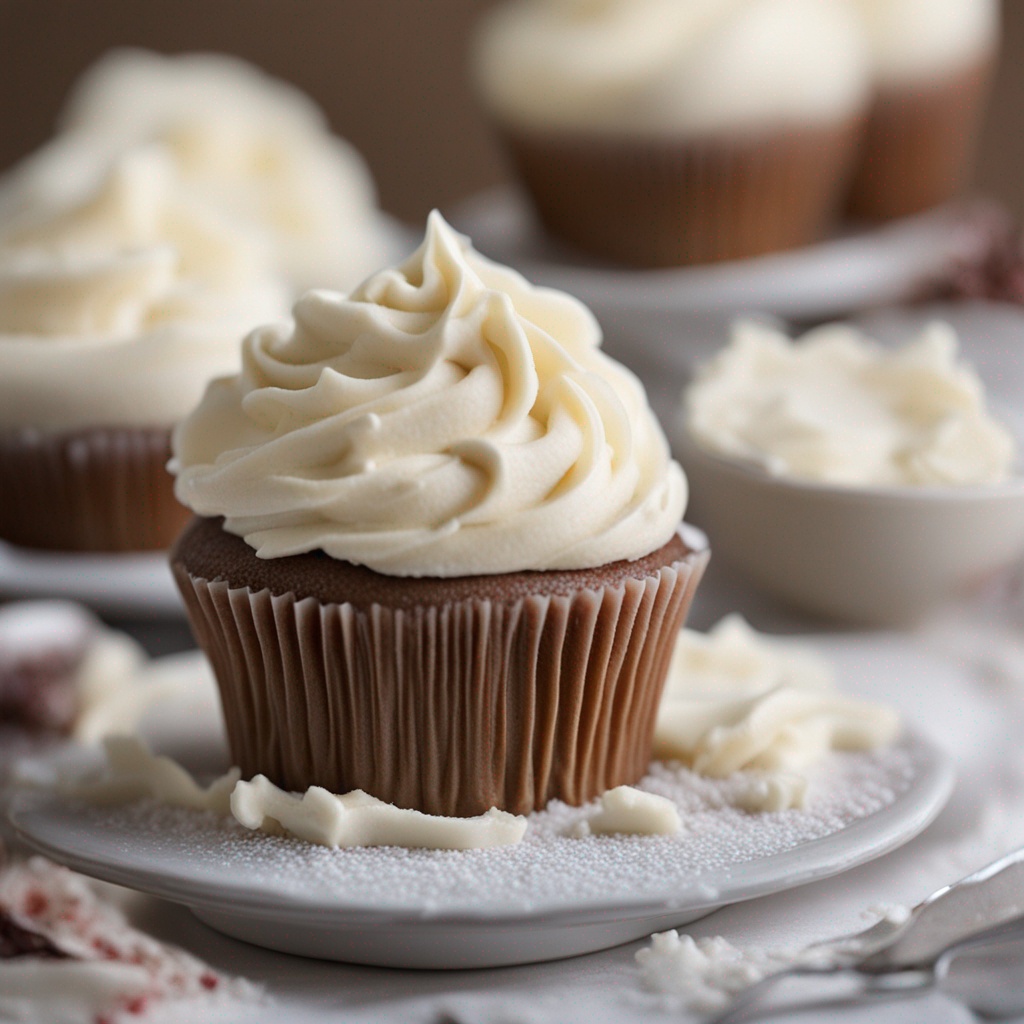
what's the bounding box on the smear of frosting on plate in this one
[655,615,900,808]
[60,737,528,851]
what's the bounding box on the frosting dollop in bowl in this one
[676,321,1024,625]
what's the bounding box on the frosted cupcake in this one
[472,0,870,267]
[0,149,288,551]
[847,0,1000,220]
[171,212,708,817]
[0,49,385,293]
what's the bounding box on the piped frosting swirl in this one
[173,212,687,575]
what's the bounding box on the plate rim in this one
[0,541,183,618]
[9,730,954,929]
[449,187,977,318]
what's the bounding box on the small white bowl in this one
[675,428,1024,627]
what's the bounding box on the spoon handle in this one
[707,964,846,1024]
[861,846,1024,973]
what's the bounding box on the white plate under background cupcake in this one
[453,188,974,319]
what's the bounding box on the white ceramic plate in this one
[0,542,183,618]
[10,732,951,970]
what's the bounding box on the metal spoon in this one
[711,845,1024,1023]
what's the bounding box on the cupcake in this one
[0,49,386,294]
[0,149,288,552]
[847,0,1000,221]
[471,0,871,267]
[170,212,708,817]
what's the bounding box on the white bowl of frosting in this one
[675,320,1024,625]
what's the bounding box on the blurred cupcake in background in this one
[0,148,288,552]
[472,0,871,267]
[847,0,1000,221]
[0,49,387,293]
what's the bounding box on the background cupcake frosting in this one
[173,212,687,575]
[473,0,871,136]
[854,0,999,86]
[0,147,288,434]
[0,49,386,293]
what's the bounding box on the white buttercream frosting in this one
[0,148,288,432]
[654,616,900,805]
[173,211,686,574]
[74,647,220,747]
[62,737,527,851]
[473,0,870,136]
[730,772,808,813]
[571,785,682,838]
[684,320,1017,488]
[1,49,384,293]
[70,632,148,744]
[231,775,527,850]
[854,0,999,87]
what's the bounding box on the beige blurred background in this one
[1,0,1022,225]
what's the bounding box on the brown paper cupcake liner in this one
[846,56,995,222]
[497,117,863,267]
[173,523,708,817]
[0,426,190,552]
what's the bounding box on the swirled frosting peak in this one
[173,212,687,575]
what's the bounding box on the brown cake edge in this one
[170,515,697,609]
